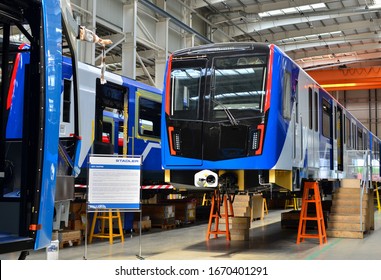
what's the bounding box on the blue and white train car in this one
[61,58,163,186]
[161,42,381,192]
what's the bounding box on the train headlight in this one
[251,130,260,150]
[194,170,218,188]
[172,131,181,151]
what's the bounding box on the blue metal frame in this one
[34,0,62,250]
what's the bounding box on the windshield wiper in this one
[212,99,239,126]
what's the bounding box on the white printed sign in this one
[87,156,141,209]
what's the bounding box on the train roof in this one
[172,42,271,56]
[63,56,162,95]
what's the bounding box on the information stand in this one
[84,155,144,259]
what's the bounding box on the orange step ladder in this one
[206,189,234,241]
[296,181,327,245]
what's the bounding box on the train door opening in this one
[307,87,319,172]
[94,78,128,155]
[321,98,333,172]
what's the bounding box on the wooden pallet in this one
[60,239,81,249]
[58,230,82,249]
[152,223,176,230]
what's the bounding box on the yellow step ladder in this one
[89,209,124,245]
[263,198,268,215]
[375,187,381,212]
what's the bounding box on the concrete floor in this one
[6,208,381,260]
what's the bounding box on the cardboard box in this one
[133,220,151,231]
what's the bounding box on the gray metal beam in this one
[139,0,213,44]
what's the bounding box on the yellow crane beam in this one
[306,67,381,91]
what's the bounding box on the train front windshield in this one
[170,54,267,122]
[170,60,206,120]
[211,56,267,121]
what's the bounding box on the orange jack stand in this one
[296,181,327,245]
[206,189,234,241]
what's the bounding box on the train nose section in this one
[203,123,260,161]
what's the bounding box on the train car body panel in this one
[161,42,381,191]
[34,0,63,250]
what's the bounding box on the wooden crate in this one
[142,204,176,227]
[69,201,86,221]
[58,229,82,249]
[170,200,197,224]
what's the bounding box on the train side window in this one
[308,87,313,129]
[282,71,291,120]
[363,131,369,150]
[373,139,379,161]
[294,79,299,123]
[358,128,363,150]
[322,98,331,138]
[372,139,376,159]
[346,117,351,147]
[343,115,346,144]
[62,79,71,122]
[334,107,337,140]
[138,97,161,138]
[314,90,318,132]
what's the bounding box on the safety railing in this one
[344,149,376,232]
